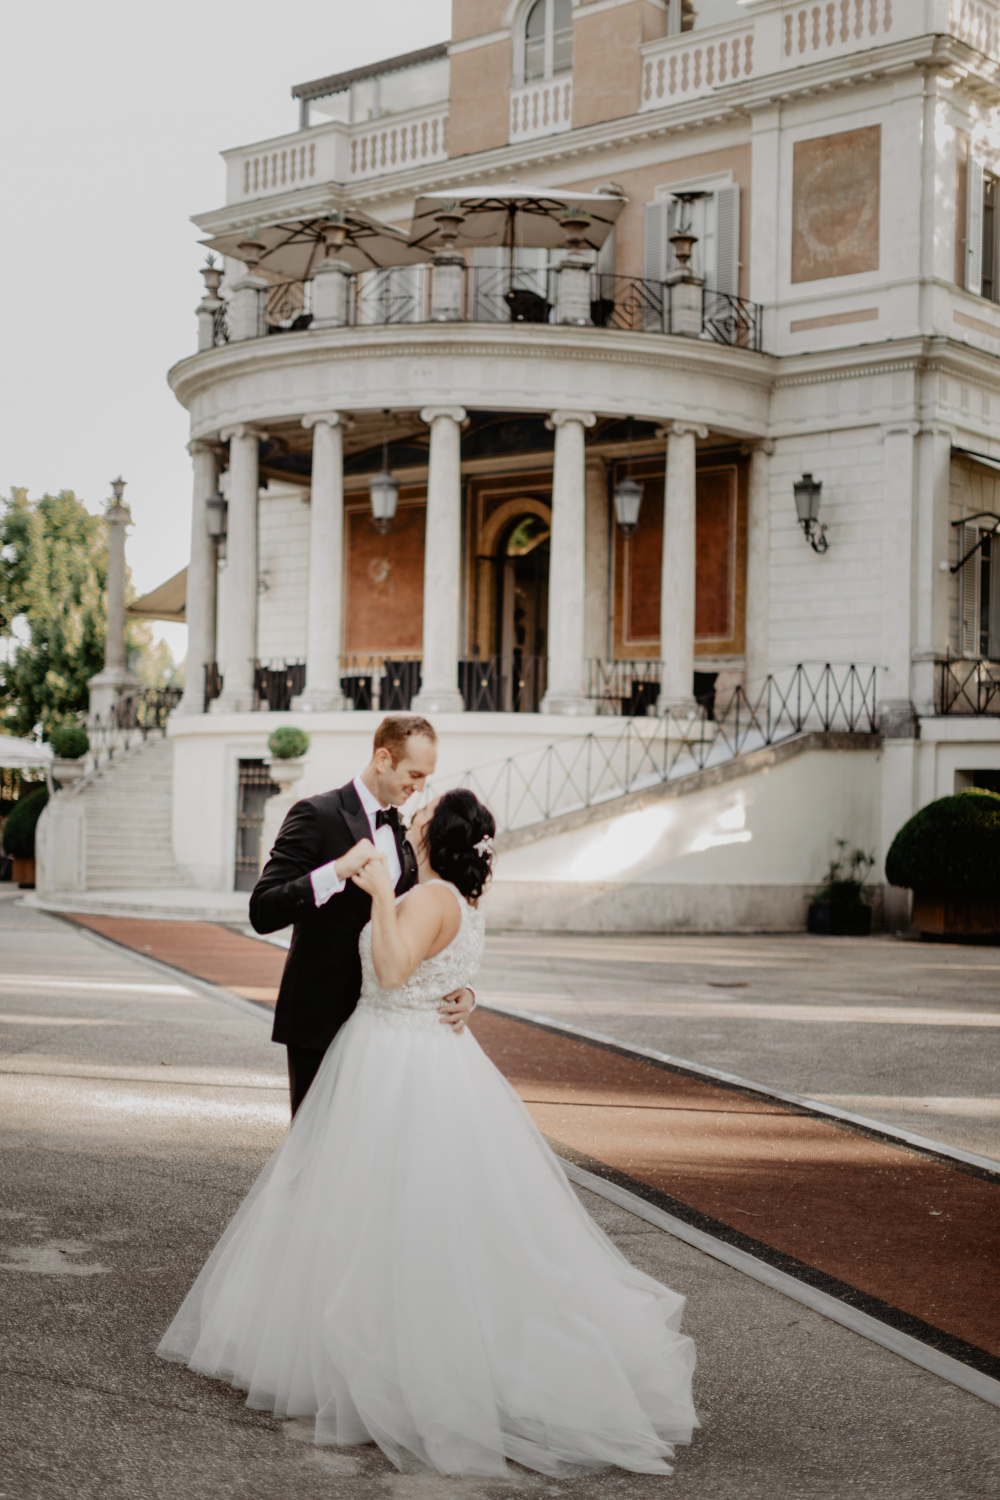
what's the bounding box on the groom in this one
[250,714,475,1113]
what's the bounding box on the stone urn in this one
[260,757,306,870]
[265,758,305,796]
[51,758,87,790]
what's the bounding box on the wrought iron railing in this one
[340,656,423,712]
[88,686,183,768]
[937,653,1000,715]
[204,661,223,710]
[210,269,764,351]
[212,303,230,344]
[433,663,877,835]
[254,659,306,712]
[459,654,547,713]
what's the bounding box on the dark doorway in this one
[496,513,550,711]
[235,759,279,891]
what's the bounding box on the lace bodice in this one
[357,881,484,1030]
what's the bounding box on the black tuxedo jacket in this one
[249,780,417,1052]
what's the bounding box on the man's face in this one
[374,735,437,806]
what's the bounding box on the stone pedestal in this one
[555,253,592,326]
[311,259,352,328]
[411,407,467,714]
[540,411,596,714]
[228,275,267,341]
[430,250,465,321]
[197,296,222,351]
[666,271,705,338]
[260,759,305,871]
[293,413,349,712]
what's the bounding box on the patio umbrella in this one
[200,207,428,282]
[407,183,627,277]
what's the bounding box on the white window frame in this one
[514,0,574,86]
[643,172,741,295]
[960,520,1000,659]
[965,151,1000,301]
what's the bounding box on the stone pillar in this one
[540,411,597,714]
[657,422,707,714]
[411,407,467,714]
[292,413,349,712]
[911,424,954,718]
[666,271,705,338]
[743,440,774,693]
[229,247,267,341]
[311,258,353,328]
[212,426,262,714]
[555,252,592,326]
[879,423,921,734]
[176,441,220,715]
[88,485,139,721]
[584,455,609,663]
[430,249,465,321]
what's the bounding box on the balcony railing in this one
[434,663,879,836]
[88,686,183,768]
[211,268,763,352]
[937,653,1000,715]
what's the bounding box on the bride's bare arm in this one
[351,859,460,987]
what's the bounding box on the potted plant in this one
[807,840,875,936]
[48,723,90,789]
[265,726,310,793]
[1,786,50,888]
[886,788,1000,938]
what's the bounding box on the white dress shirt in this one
[310,775,402,907]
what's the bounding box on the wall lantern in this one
[793,472,829,554]
[206,491,228,540]
[110,475,127,503]
[369,410,399,533]
[613,417,644,534]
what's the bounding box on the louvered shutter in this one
[961,525,980,656]
[967,154,985,296]
[715,184,741,295]
[988,533,1000,659]
[643,200,669,283]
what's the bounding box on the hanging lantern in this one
[205,491,228,539]
[613,476,643,534]
[369,411,399,532]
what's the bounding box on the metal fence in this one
[88,686,183,768]
[254,659,306,712]
[433,663,877,835]
[937,653,1000,715]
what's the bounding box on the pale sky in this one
[0,0,452,659]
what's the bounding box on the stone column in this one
[176,441,220,715]
[540,411,597,714]
[911,424,954,718]
[584,455,609,663]
[88,484,139,721]
[879,422,921,734]
[292,413,349,712]
[411,407,467,714]
[743,439,774,693]
[657,422,707,714]
[212,425,262,714]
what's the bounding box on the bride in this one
[157,789,698,1478]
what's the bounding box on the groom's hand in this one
[438,987,475,1033]
[334,839,378,881]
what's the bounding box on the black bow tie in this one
[375,807,400,832]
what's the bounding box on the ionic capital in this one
[219,424,268,445]
[302,411,354,432]
[546,410,597,430]
[657,421,709,440]
[187,438,220,458]
[420,406,467,426]
[739,438,776,456]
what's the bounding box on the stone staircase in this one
[75,735,183,889]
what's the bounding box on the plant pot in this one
[11,857,36,889]
[807,902,872,936]
[265,758,305,794]
[911,891,1000,938]
[52,757,86,789]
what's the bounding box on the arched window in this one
[521,0,573,83]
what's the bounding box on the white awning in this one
[127,569,187,624]
[0,735,53,768]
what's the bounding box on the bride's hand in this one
[350,854,394,898]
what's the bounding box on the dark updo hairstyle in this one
[424,789,496,904]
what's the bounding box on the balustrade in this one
[508,76,573,143]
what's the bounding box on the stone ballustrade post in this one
[555,252,592,326]
[429,249,465,322]
[743,439,775,693]
[293,413,350,712]
[666,270,705,338]
[310,257,353,328]
[176,440,220,715]
[212,425,263,714]
[229,269,267,342]
[540,411,596,714]
[412,407,467,714]
[658,421,707,714]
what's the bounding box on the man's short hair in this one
[373,715,437,766]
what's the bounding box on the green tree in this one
[0,488,179,737]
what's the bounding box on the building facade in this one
[50,1,1000,922]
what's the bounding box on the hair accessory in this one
[474,834,494,858]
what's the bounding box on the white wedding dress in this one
[157,881,698,1477]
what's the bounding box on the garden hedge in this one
[1,786,50,860]
[885,788,1000,896]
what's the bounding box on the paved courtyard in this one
[1,887,998,1499]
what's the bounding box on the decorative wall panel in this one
[791,125,881,283]
[344,494,425,655]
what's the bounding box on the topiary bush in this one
[268,726,310,760]
[49,724,90,759]
[1,786,49,860]
[885,789,1000,896]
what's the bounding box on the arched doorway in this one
[496,512,550,711]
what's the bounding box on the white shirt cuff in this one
[310,858,346,907]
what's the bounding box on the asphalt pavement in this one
[1,887,998,1500]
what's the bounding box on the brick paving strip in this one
[68,913,1000,1383]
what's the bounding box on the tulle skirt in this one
[157,1006,698,1477]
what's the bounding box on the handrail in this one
[87,686,182,769]
[433,663,878,835]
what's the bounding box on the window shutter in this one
[643,200,669,283]
[961,525,980,657]
[967,153,985,296]
[988,534,1000,660]
[715,184,741,296]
